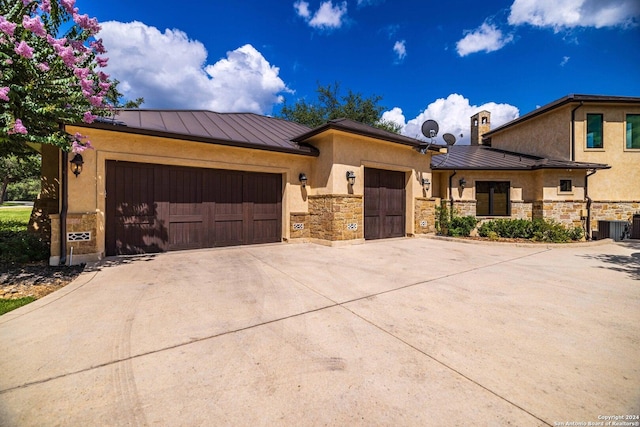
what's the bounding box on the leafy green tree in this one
[0,152,39,203]
[1,0,113,152]
[105,78,144,109]
[278,82,401,133]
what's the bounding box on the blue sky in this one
[76,0,640,144]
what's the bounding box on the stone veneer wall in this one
[289,212,310,239]
[414,198,437,234]
[451,200,476,217]
[590,201,640,231]
[308,194,363,241]
[532,200,585,228]
[50,212,99,259]
[510,201,533,220]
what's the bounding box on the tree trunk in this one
[0,178,9,205]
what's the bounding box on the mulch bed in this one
[0,262,84,300]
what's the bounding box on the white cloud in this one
[456,22,514,56]
[380,107,405,128]
[383,94,520,145]
[295,1,348,30]
[508,0,640,30]
[97,21,289,114]
[560,56,570,66]
[357,0,384,6]
[294,1,311,18]
[393,40,407,62]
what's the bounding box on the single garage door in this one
[106,161,282,255]
[364,168,406,240]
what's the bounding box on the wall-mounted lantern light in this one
[299,172,308,188]
[459,178,467,189]
[421,178,431,192]
[70,153,84,177]
[346,170,356,186]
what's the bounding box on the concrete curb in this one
[418,234,621,248]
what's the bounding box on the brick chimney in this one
[470,111,491,145]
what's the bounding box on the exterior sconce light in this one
[421,178,431,192]
[299,173,308,188]
[459,178,467,189]
[346,170,356,186]
[70,153,84,177]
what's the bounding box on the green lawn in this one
[0,207,32,224]
[0,297,36,315]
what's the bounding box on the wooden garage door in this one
[106,161,282,255]
[364,168,406,240]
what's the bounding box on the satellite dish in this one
[443,133,457,146]
[421,120,439,139]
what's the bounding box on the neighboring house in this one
[431,94,640,238]
[36,111,442,264]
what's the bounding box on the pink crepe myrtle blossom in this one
[90,39,106,54]
[73,67,89,79]
[0,87,9,101]
[8,119,28,135]
[82,111,97,123]
[60,0,76,14]
[95,56,108,67]
[88,95,103,107]
[80,78,93,92]
[23,16,46,37]
[72,135,93,153]
[37,62,50,72]
[39,0,52,13]
[0,17,17,37]
[72,13,100,35]
[14,41,34,58]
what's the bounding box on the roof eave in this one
[485,94,640,137]
[74,122,320,157]
[293,122,440,150]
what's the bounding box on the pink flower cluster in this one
[72,133,93,153]
[8,119,28,135]
[0,86,9,101]
[14,40,34,58]
[23,15,46,37]
[0,16,17,36]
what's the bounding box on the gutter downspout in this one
[585,169,597,240]
[570,101,584,162]
[60,149,68,265]
[449,170,457,220]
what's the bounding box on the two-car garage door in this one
[105,161,282,256]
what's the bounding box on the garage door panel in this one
[107,161,281,255]
[214,221,244,247]
[364,168,405,240]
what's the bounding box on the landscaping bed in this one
[0,261,84,300]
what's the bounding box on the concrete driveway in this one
[1,238,639,426]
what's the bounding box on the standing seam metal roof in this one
[431,145,610,170]
[83,110,318,156]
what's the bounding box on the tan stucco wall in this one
[489,105,572,159]
[60,125,438,259]
[449,169,585,205]
[489,102,640,203]
[66,125,314,259]
[573,105,640,201]
[304,129,434,236]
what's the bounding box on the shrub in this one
[0,220,49,264]
[448,215,479,237]
[479,218,583,243]
[478,219,534,239]
[435,204,478,237]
